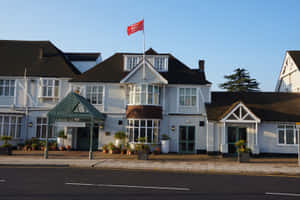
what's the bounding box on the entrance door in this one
[227,127,247,154]
[179,126,195,153]
[77,127,99,150]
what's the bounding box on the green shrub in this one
[1,136,12,147]
[114,131,126,140]
[161,134,169,140]
[58,131,67,139]
[235,140,251,153]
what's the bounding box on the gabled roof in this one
[70,48,211,85]
[47,92,105,123]
[64,52,100,61]
[120,59,168,84]
[0,40,81,77]
[206,92,300,122]
[287,51,300,70]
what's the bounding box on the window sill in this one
[277,144,299,146]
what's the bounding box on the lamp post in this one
[89,118,94,160]
[297,123,300,166]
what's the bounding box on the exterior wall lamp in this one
[171,125,175,132]
[28,122,33,127]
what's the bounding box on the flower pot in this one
[115,139,121,147]
[238,152,250,163]
[57,137,64,148]
[59,146,65,151]
[161,140,170,154]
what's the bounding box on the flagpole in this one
[142,19,145,80]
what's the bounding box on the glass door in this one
[227,127,247,154]
[179,126,195,153]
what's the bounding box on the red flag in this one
[127,19,144,36]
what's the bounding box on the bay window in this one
[40,79,59,98]
[179,88,197,106]
[129,84,160,105]
[0,80,15,96]
[86,85,103,105]
[278,124,298,145]
[0,115,22,138]
[127,119,160,143]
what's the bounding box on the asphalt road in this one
[0,167,300,200]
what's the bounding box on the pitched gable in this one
[120,60,168,84]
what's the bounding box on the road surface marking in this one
[265,192,300,197]
[65,182,190,191]
[0,179,6,183]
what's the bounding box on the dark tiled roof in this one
[71,48,211,84]
[206,92,300,122]
[0,40,81,77]
[288,51,300,69]
[64,52,100,61]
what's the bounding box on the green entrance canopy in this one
[44,92,105,160]
[47,92,105,124]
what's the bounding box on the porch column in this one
[220,122,228,153]
[89,117,94,160]
[252,122,260,155]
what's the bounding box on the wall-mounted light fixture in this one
[171,125,176,132]
[99,124,104,130]
[28,122,33,127]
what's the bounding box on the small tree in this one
[219,68,260,92]
[1,136,12,147]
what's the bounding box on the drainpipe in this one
[89,117,94,160]
[24,68,29,141]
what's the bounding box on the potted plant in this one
[152,146,161,155]
[107,142,120,154]
[102,144,108,153]
[59,145,65,151]
[40,140,46,151]
[136,137,149,160]
[0,136,12,155]
[235,140,251,163]
[31,143,38,151]
[24,140,32,151]
[50,142,57,151]
[114,131,126,147]
[17,143,24,150]
[66,145,71,151]
[161,134,170,154]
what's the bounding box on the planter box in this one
[0,146,12,155]
[137,151,148,160]
[238,152,250,163]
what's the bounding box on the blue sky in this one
[1,0,300,91]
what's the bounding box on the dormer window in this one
[154,56,168,71]
[125,56,142,71]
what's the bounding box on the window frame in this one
[0,115,22,138]
[36,117,55,139]
[126,119,160,144]
[125,55,142,71]
[154,56,168,72]
[277,124,299,146]
[179,88,197,107]
[39,78,60,98]
[0,79,15,97]
[86,85,104,105]
[128,84,160,106]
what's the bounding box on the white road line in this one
[265,192,300,197]
[65,182,190,191]
[0,179,6,183]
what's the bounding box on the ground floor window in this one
[278,124,298,145]
[126,119,160,143]
[36,117,55,138]
[0,115,22,138]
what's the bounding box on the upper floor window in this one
[154,57,167,71]
[125,56,142,71]
[0,80,15,97]
[86,86,103,105]
[179,88,197,106]
[40,79,59,98]
[278,124,298,145]
[129,84,160,105]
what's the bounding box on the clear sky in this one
[1,0,300,91]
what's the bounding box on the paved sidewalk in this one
[1,156,300,176]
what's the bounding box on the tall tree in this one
[219,68,260,92]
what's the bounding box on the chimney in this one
[198,60,205,72]
[39,48,43,60]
